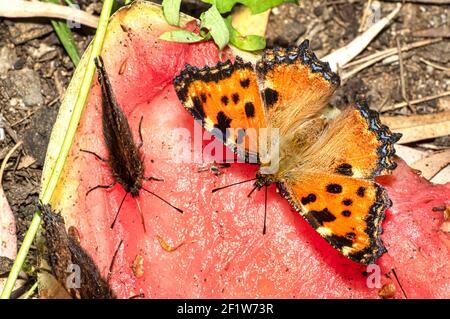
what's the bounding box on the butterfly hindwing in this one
[279,173,390,264]
[298,101,401,179]
[278,101,400,264]
[174,58,267,158]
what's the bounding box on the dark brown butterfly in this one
[81,56,182,232]
[40,202,115,299]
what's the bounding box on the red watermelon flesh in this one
[53,3,450,298]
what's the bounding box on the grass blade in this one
[43,0,80,66]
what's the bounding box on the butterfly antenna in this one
[391,268,408,299]
[263,185,268,235]
[247,184,259,198]
[142,187,183,214]
[212,178,257,193]
[135,198,147,233]
[110,192,128,229]
[107,239,123,283]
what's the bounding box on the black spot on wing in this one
[307,208,336,226]
[326,184,342,194]
[342,199,353,206]
[341,210,351,217]
[346,232,356,240]
[348,184,389,264]
[263,88,279,108]
[357,186,366,197]
[200,93,207,103]
[240,78,250,88]
[221,96,229,106]
[301,193,316,205]
[326,234,353,250]
[192,96,205,119]
[232,93,240,104]
[244,102,255,118]
[336,163,353,176]
[214,111,232,141]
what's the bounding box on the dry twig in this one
[413,26,450,38]
[0,0,99,28]
[382,91,450,111]
[0,141,23,185]
[341,39,442,80]
[322,3,402,70]
[396,37,413,112]
[419,58,450,72]
[358,0,374,32]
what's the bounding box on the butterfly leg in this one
[110,192,128,229]
[197,162,231,176]
[137,115,144,149]
[263,185,268,235]
[143,176,164,182]
[107,239,123,283]
[80,149,108,163]
[86,182,117,196]
[142,187,183,213]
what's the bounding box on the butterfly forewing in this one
[255,42,340,137]
[174,58,267,158]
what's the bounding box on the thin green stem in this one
[0,0,115,300]
[19,281,38,299]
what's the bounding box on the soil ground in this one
[0,0,449,291]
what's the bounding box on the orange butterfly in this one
[173,40,401,264]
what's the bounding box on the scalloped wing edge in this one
[277,181,390,265]
[255,39,340,87]
[356,100,402,177]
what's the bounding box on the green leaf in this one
[202,0,298,14]
[200,5,229,50]
[224,17,265,51]
[159,30,205,43]
[162,0,182,26]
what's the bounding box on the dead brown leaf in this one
[17,154,36,170]
[395,145,428,165]
[411,149,450,180]
[381,111,450,144]
[430,164,450,184]
[412,26,450,38]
